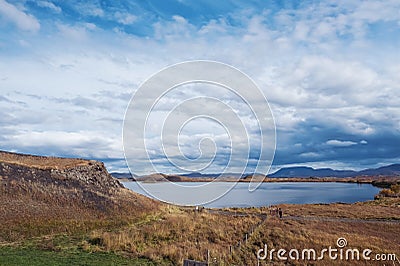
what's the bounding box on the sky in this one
[0,0,399,174]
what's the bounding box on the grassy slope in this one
[0,246,156,266]
[4,201,396,265]
[0,151,163,265]
[0,150,91,170]
[1,200,399,265]
[1,151,399,265]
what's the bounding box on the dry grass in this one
[0,150,161,243]
[76,199,400,265]
[83,205,263,264]
[231,198,400,220]
[0,187,160,242]
[233,217,399,265]
[0,150,91,170]
[278,201,400,220]
[2,190,399,265]
[1,150,399,265]
[226,199,400,265]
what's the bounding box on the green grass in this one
[0,246,157,266]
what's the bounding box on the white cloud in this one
[199,19,229,35]
[0,0,40,32]
[1,1,400,172]
[92,8,104,17]
[56,23,93,41]
[299,152,320,158]
[351,0,400,23]
[68,2,104,18]
[84,23,97,30]
[326,139,358,147]
[4,130,122,159]
[37,1,61,13]
[85,7,104,17]
[115,11,137,25]
[153,15,195,40]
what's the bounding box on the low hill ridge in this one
[270,164,400,178]
[0,150,92,170]
[113,164,400,181]
[0,150,122,191]
[0,150,159,242]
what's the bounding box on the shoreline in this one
[118,175,400,188]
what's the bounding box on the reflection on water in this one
[122,182,381,208]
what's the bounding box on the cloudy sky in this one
[1,0,399,174]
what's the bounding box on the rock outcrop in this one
[0,151,122,199]
[0,150,158,238]
[0,151,157,220]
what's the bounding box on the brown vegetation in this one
[0,151,160,242]
[376,184,400,198]
[85,206,263,264]
[1,151,399,265]
[233,215,400,265]
[135,173,208,183]
[0,150,91,170]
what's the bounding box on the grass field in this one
[0,246,157,266]
[1,151,399,265]
[1,199,398,265]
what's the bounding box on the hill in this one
[0,150,159,242]
[110,172,137,180]
[115,164,400,181]
[135,173,205,182]
[358,164,400,176]
[1,151,399,265]
[269,166,357,178]
[180,172,245,178]
[269,164,400,178]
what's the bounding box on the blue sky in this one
[0,0,399,174]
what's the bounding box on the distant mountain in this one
[135,173,202,182]
[358,164,400,176]
[180,172,245,178]
[180,172,208,178]
[269,167,356,178]
[269,164,400,178]
[111,172,137,179]
[111,164,400,180]
[111,172,220,180]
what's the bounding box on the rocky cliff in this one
[0,150,158,241]
[0,150,122,197]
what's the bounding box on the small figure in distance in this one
[278,208,283,219]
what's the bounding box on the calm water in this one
[122,182,381,208]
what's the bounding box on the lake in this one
[122,181,381,208]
